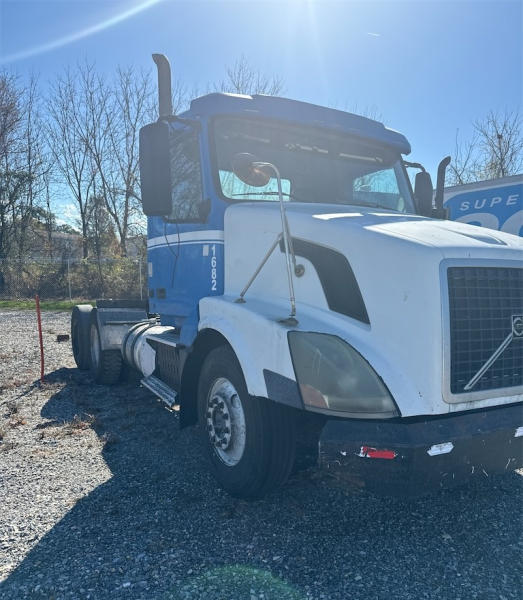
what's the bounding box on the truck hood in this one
[284,203,522,256]
[224,203,522,416]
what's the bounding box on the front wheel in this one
[198,346,296,499]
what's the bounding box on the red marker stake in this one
[35,295,44,383]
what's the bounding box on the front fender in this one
[198,296,297,401]
[199,294,427,418]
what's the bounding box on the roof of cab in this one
[184,93,411,155]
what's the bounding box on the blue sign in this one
[444,182,522,236]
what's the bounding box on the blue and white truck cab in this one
[71,55,522,498]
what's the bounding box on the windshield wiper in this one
[233,192,397,211]
[349,199,401,211]
[351,201,386,209]
[232,191,302,201]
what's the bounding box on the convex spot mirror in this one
[139,121,173,216]
[232,153,271,188]
[414,170,434,217]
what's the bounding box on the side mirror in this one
[139,121,172,216]
[232,153,271,187]
[414,171,434,217]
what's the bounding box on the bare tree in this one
[42,169,55,257]
[105,66,155,253]
[447,128,479,185]
[171,72,190,114]
[447,110,523,185]
[46,67,97,258]
[0,73,21,161]
[12,76,51,259]
[0,73,49,262]
[85,193,118,292]
[216,55,284,96]
[77,64,155,255]
[475,110,523,179]
[0,72,23,262]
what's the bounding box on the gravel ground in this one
[0,310,521,600]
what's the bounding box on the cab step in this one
[141,375,177,407]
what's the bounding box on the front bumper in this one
[319,402,523,496]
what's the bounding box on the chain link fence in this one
[0,258,147,301]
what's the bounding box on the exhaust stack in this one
[435,155,451,212]
[152,53,173,119]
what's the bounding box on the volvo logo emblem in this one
[513,315,523,338]
[464,314,523,391]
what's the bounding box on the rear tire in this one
[89,312,122,385]
[71,305,93,370]
[197,346,296,499]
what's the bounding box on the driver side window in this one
[168,127,205,221]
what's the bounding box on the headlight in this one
[288,332,398,418]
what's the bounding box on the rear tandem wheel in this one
[71,304,93,370]
[88,311,123,385]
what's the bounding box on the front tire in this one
[89,312,122,385]
[198,346,296,499]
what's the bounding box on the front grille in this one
[447,266,523,394]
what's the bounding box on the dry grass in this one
[67,413,97,431]
[8,415,27,427]
[30,448,55,458]
[38,413,98,440]
[0,377,34,392]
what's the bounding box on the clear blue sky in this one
[1,0,521,218]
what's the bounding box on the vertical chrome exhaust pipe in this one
[152,53,173,118]
[434,155,451,218]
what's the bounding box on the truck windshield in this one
[213,117,415,213]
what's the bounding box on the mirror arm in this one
[234,160,298,323]
[235,233,283,303]
[159,114,201,130]
[255,162,297,320]
[404,160,426,172]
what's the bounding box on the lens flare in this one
[0,0,162,65]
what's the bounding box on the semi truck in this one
[443,174,523,237]
[70,55,522,498]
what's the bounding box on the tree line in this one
[0,56,283,265]
[1,56,521,268]
[447,110,523,186]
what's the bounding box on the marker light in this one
[358,446,398,460]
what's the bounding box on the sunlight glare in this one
[0,0,162,64]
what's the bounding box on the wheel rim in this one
[90,324,100,370]
[206,377,246,466]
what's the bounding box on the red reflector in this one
[358,446,397,460]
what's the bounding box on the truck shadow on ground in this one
[1,367,521,600]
